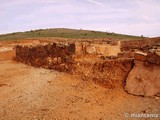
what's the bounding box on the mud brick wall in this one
[15,43,75,72]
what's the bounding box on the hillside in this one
[0,28,144,41]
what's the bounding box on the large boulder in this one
[125,60,160,96]
[146,52,160,65]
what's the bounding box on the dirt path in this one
[0,61,160,120]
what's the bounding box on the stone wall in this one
[120,38,160,52]
[15,43,75,72]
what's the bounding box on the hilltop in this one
[0,28,144,41]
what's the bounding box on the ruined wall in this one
[120,38,160,52]
[15,43,75,72]
[15,41,134,89]
[75,41,121,57]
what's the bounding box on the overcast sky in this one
[0,0,160,37]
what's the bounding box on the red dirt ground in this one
[0,60,160,120]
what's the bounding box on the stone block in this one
[146,53,160,64]
[134,52,147,61]
[125,60,160,96]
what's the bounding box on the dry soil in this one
[0,60,160,120]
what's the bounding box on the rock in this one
[68,43,75,54]
[156,51,160,56]
[106,55,117,59]
[124,51,135,58]
[85,45,96,54]
[125,60,160,96]
[52,57,57,64]
[134,52,147,61]
[142,45,149,52]
[117,52,124,58]
[47,57,52,65]
[15,43,75,72]
[46,43,52,51]
[155,96,159,99]
[57,57,62,64]
[146,52,160,64]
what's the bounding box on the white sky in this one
[0,0,160,37]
